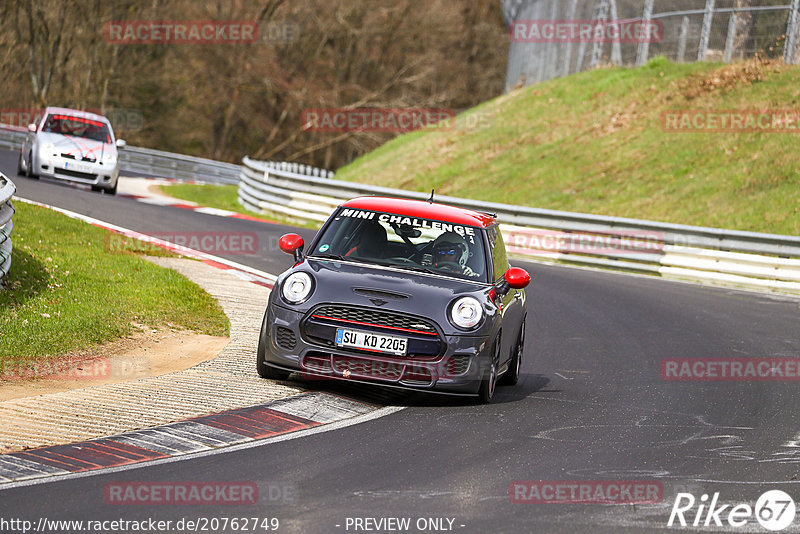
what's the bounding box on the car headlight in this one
[282,272,313,304]
[450,296,483,329]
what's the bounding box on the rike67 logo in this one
[668,490,796,531]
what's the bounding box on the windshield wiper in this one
[309,253,347,260]
[386,264,441,276]
[310,253,368,263]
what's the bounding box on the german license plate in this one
[64,161,91,173]
[335,328,407,356]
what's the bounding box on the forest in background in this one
[0,0,508,168]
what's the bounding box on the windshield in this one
[310,207,488,282]
[42,113,112,143]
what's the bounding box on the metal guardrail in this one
[0,123,332,185]
[239,156,800,295]
[118,146,242,184]
[0,125,26,151]
[3,120,797,294]
[0,173,16,287]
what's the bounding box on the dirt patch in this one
[0,326,228,401]
[681,57,778,99]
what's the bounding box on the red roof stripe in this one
[341,197,495,228]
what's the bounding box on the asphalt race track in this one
[2,147,800,533]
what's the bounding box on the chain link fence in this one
[503,0,800,91]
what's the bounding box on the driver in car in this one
[431,231,481,278]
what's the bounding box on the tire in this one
[477,334,500,404]
[16,153,25,176]
[93,181,118,195]
[499,315,525,386]
[256,311,291,380]
[26,152,39,179]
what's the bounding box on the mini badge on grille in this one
[343,369,351,378]
[370,298,389,306]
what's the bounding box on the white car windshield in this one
[42,113,112,144]
[311,207,487,282]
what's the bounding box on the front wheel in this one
[256,311,291,380]
[16,152,25,176]
[25,152,39,179]
[477,335,500,404]
[93,182,118,195]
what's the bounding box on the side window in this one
[487,225,509,282]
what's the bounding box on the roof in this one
[43,107,108,123]
[341,197,496,228]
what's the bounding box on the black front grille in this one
[59,153,96,162]
[304,353,332,372]
[275,327,296,349]
[311,305,437,335]
[333,356,403,380]
[54,168,96,179]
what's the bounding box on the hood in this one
[37,132,115,161]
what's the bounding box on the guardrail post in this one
[698,0,716,61]
[677,16,690,62]
[636,0,655,66]
[785,0,800,64]
[724,12,738,63]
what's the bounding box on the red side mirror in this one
[279,234,304,255]
[504,267,531,289]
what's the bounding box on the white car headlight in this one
[450,296,483,329]
[282,272,313,304]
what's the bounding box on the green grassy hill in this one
[335,57,800,236]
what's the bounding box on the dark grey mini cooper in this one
[257,196,530,403]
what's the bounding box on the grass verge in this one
[0,201,229,367]
[335,57,800,236]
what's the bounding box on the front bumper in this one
[263,303,491,395]
[35,154,119,187]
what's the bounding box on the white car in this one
[18,107,126,195]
